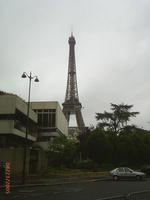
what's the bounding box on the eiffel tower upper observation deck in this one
[62,34,85,131]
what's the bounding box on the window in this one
[51,113,55,127]
[43,113,48,127]
[0,114,14,120]
[14,109,38,136]
[38,113,43,126]
[124,168,133,173]
[118,168,124,172]
[35,109,56,128]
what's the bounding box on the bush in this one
[48,136,80,167]
[75,160,99,171]
[99,163,115,171]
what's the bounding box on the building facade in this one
[31,101,68,151]
[0,94,37,148]
[0,94,68,175]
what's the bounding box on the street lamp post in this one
[21,72,39,184]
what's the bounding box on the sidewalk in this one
[0,173,110,188]
[0,173,110,189]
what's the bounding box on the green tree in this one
[85,129,113,164]
[111,131,150,165]
[96,103,139,134]
[48,136,79,167]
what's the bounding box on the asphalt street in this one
[1,178,150,200]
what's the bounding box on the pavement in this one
[0,174,110,189]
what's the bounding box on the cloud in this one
[0,0,150,129]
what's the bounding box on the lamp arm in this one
[32,75,38,79]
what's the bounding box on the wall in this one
[0,148,29,176]
[0,121,13,134]
[31,101,57,110]
[56,103,68,136]
[0,95,16,114]
[0,147,47,178]
[0,95,37,141]
[16,97,37,122]
[36,149,48,173]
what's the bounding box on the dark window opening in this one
[35,109,56,128]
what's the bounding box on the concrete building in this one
[31,101,68,151]
[0,93,37,148]
[0,94,68,175]
[0,93,41,176]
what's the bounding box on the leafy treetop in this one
[96,103,139,134]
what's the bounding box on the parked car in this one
[141,165,150,176]
[110,167,146,181]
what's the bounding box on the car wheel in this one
[113,175,119,181]
[136,175,142,181]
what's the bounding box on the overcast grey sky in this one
[1,0,150,129]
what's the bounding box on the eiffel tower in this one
[62,34,85,132]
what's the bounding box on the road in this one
[1,179,150,200]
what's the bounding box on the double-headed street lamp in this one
[21,72,39,184]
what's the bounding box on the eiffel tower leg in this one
[63,111,70,123]
[75,109,85,131]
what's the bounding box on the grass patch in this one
[44,166,109,178]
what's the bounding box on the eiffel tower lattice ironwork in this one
[62,34,85,131]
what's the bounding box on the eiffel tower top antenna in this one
[62,34,85,132]
[71,26,73,36]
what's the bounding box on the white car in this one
[110,167,146,181]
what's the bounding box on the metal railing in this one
[127,190,150,200]
[98,195,126,200]
[99,190,150,200]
